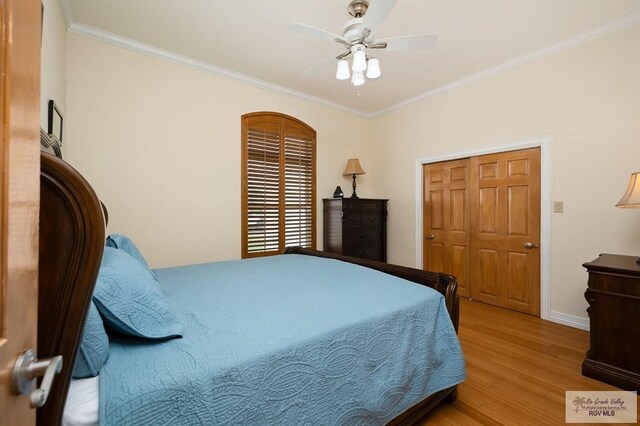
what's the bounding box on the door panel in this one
[423,159,470,297]
[0,0,41,423]
[470,148,541,315]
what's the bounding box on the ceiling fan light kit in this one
[352,70,365,86]
[336,59,351,80]
[290,0,437,89]
[366,58,381,79]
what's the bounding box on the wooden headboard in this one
[37,152,105,426]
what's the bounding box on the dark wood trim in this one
[37,152,105,426]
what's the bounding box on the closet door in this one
[423,159,470,297]
[470,148,541,315]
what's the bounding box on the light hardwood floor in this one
[421,299,638,425]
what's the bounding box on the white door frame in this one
[415,135,552,320]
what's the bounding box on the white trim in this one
[67,22,371,119]
[371,13,640,118]
[62,10,640,118]
[549,311,590,331]
[57,0,74,29]
[414,135,553,321]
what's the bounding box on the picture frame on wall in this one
[47,99,63,144]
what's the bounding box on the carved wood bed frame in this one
[36,152,460,425]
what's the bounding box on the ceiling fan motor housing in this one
[348,0,369,18]
[343,18,364,42]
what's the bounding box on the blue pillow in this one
[93,247,183,339]
[73,302,109,378]
[106,234,156,278]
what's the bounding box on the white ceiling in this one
[67,0,640,115]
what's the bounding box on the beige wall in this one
[41,0,66,130]
[66,34,374,268]
[370,25,640,321]
[66,23,640,324]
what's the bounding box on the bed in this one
[37,152,465,425]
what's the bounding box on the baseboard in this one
[549,310,590,331]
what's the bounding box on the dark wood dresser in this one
[323,198,388,262]
[582,253,640,390]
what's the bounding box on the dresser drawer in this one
[342,199,385,211]
[343,212,362,228]
[343,244,382,261]
[343,227,381,245]
[343,212,382,228]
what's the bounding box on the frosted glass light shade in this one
[336,60,350,80]
[366,58,381,79]
[352,49,367,72]
[351,70,365,86]
[616,172,640,208]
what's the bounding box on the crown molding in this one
[67,22,373,119]
[58,0,74,29]
[63,8,640,119]
[371,12,640,118]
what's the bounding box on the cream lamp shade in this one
[343,158,365,176]
[616,172,640,208]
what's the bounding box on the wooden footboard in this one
[283,247,460,424]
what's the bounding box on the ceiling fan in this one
[288,0,437,87]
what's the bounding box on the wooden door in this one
[0,0,42,424]
[423,159,470,297]
[470,148,541,315]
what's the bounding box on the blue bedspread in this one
[99,254,465,425]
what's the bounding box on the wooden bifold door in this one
[423,148,541,315]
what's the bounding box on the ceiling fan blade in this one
[302,55,338,75]
[288,22,347,44]
[377,34,438,51]
[361,0,397,32]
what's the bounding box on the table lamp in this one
[616,172,640,263]
[343,158,365,199]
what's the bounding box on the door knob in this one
[426,234,435,240]
[12,349,63,408]
[524,242,539,249]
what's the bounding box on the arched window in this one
[241,112,316,258]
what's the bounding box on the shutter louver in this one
[246,128,281,255]
[284,133,314,248]
[242,113,316,258]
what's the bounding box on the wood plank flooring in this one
[421,299,639,425]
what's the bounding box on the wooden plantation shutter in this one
[242,112,316,258]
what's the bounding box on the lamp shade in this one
[336,60,350,80]
[352,48,367,72]
[343,158,365,176]
[351,70,365,86]
[366,58,381,79]
[616,172,640,208]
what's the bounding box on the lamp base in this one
[350,174,359,198]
